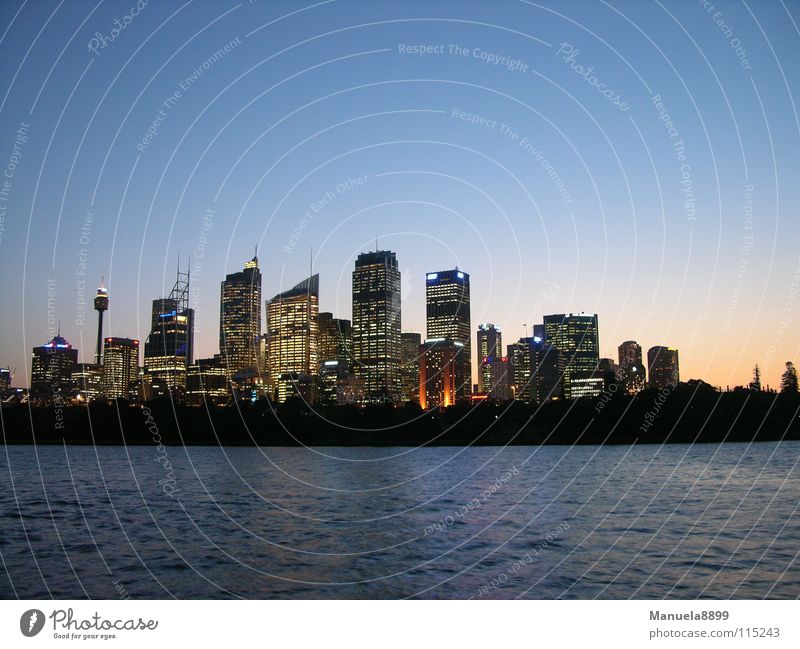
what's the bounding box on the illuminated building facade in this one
[318,312,352,368]
[477,323,503,393]
[71,363,103,402]
[30,335,78,404]
[400,332,422,402]
[266,274,319,403]
[426,269,471,401]
[482,356,512,401]
[143,267,194,398]
[220,255,262,380]
[508,336,563,403]
[618,340,646,394]
[543,313,601,398]
[186,356,229,406]
[102,337,139,399]
[419,338,465,410]
[648,346,680,389]
[507,338,534,402]
[352,251,402,400]
[317,361,349,406]
[257,333,268,375]
[0,367,11,394]
[531,338,563,402]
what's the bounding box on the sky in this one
[0,0,798,390]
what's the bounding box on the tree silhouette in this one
[749,365,762,391]
[780,361,798,394]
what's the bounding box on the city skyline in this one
[0,1,798,393]
[9,245,792,401]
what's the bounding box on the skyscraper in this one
[30,334,78,404]
[477,323,503,393]
[93,280,108,365]
[543,313,601,398]
[419,338,465,410]
[352,250,402,400]
[482,356,512,401]
[143,266,194,398]
[318,312,352,369]
[71,363,103,402]
[508,336,563,403]
[219,255,262,381]
[400,331,422,402]
[507,338,534,402]
[618,340,646,394]
[647,346,680,389]
[186,356,229,406]
[531,337,563,402]
[102,337,139,399]
[0,367,11,394]
[426,269,471,401]
[266,274,319,403]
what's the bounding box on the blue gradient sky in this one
[0,0,798,389]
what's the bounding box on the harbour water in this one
[1,442,798,598]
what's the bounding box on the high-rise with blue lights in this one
[143,266,194,399]
[30,334,78,405]
[425,269,471,402]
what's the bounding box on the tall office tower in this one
[482,357,512,401]
[316,361,347,406]
[618,340,646,394]
[0,367,11,394]
[30,334,78,404]
[419,338,466,410]
[543,313,601,398]
[93,280,108,365]
[532,323,546,341]
[186,356,229,406]
[400,331,422,402]
[71,363,103,402]
[647,346,680,389]
[266,274,319,403]
[220,255,262,381]
[426,269,471,401]
[508,336,564,403]
[102,337,139,399]
[531,337,563,402]
[477,323,503,393]
[318,312,352,368]
[507,338,536,402]
[352,250,402,399]
[143,266,194,399]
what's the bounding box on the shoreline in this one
[3,383,799,447]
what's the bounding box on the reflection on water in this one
[1,442,798,598]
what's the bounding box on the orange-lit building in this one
[419,338,466,410]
